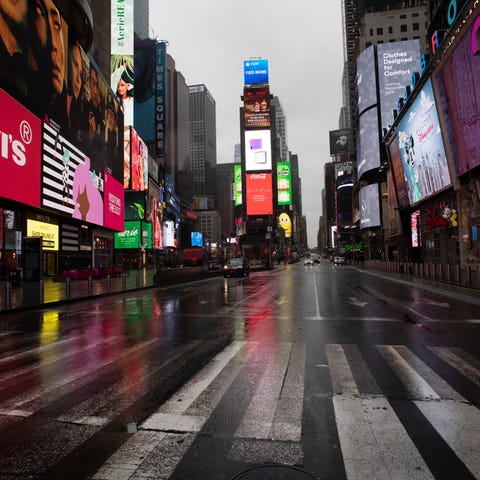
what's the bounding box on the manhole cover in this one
[231,464,317,480]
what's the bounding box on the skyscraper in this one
[189,84,217,198]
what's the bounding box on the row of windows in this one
[370,23,422,36]
[365,35,420,48]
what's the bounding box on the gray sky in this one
[150,1,344,248]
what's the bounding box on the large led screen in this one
[244,130,272,171]
[329,129,352,156]
[42,123,104,227]
[277,162,292,206]
[386,134,410,208]
[234,164,243,206]
[244,59,269,85]
[356,45,377,115]
[246,173,273,215]
[377,40,421,131]
[111,0,134,126]
[103,172,125,231]
[397,78,451,206]
[244,86,271,128]
[435,20,480,176]
[359,184,381,229]
[0,89,41,207]
[357,108,381,179]
[130,128,149,191]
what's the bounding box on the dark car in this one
[223,257,249,277]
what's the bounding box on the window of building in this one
[400,24,408,32]
[400,14,407,19]
[370,28,373,36]
[388,26,393,34]
[412,12,419,17]
[412,23,420,31]
[376,27,383,35]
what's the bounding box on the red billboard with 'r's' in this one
[0,89,41,207]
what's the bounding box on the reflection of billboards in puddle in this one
[245,130,272,171]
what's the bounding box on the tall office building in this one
[189,85,217,198]
[270,97,288,163]
[134,0,150,39]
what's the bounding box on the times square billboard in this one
[0,1,125,230]
[244,59,269,85]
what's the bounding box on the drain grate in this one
[231,464,317,480]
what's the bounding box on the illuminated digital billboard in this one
[356,45,377,115]
[103,172,125,231]
[277,162,292,206]
[246,173,273,215]
[27,219,59,251]
[244,130,272,171]
[436,20,480,176]
[377,40,420,131]
[234,164,243,206]
[329,129,352,156]
[243,86,271,128]
[359,184,381,229]
[0,89,42,207]
[111,0,134,126]
[357,108,381,179]
[397,78,451,206]
[244,59,269,85]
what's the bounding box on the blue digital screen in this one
[244,59,269,85]
[191,231,203,247]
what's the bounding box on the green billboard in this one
[277,162,292,205]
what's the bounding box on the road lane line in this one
[428,347,480,386]
[312,270,321,318]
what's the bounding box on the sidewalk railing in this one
[364,260,480,289]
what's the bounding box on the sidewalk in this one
[0,265,232,314]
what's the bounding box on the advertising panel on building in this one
[234,165,243,206]
[244,130,272,171]
[103,172,124,231]
[359,184,381,229]
[0,89,42,207]
[397,78,451,206]
[277,162,292,206]
[130,128,149,191]
[377,40,421,132]
[357,108,381,178]
[114,220,151,249]
[386,134,410,208]
[356,45,377,115]
[111,0,134,127]
[155,42,167,160]
[134,38,156,141]
[42,123,105,227]
[27,219,59,251]
[329,129,352,156]
[244,59,269,85]
[246,173,273,215]
[435,18,480,176]
[243,86,271,128]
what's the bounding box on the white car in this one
[304,256,314,266]
[333,256,346,265]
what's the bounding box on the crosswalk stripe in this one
[326,344,359,394]
[334,395,435,480]
[414,400,480,479]
[428,347,480,386]
[377,346,465,401]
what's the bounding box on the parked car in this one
[333,255,346,265]
[223,257,249,277]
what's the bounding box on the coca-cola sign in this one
[0,89,41,207]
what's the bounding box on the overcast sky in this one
[150,1,344,247]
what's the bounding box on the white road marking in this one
[326,344,359,394]
[348,297,368,307]
[428,347,480,386]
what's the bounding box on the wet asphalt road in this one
[0,261,479,479]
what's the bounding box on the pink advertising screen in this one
[246,173,273,215]
[0,89,41,207]
[103,172,125,231]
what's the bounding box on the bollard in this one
[136,270,140,287]
[107,274,111,292]
[88,276,92,296]
[66,277,71,299]
[122,272,126,290]
[39,279,44,304]
[5,282,12,309]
